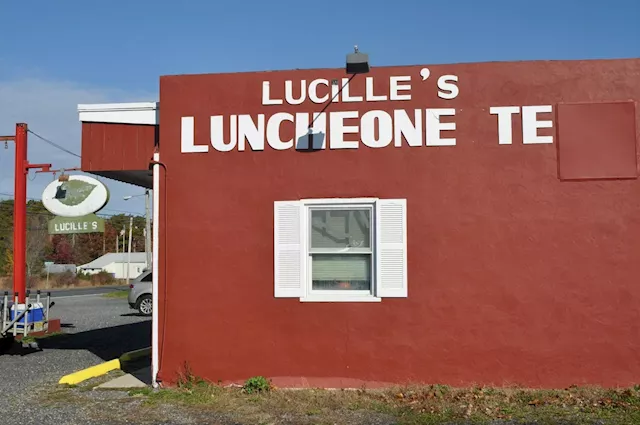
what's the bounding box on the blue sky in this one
[0,0,638,215]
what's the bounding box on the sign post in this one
[1,124,52,304]
[44,261,54,287]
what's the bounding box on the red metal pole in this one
[13,123,27,304]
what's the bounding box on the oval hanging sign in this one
[42,175,110,218]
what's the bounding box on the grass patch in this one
[43,386,82,405]
[102,291,128,299]
[80,372,127,392]
[124,381,640,424]
[20,331,63,344]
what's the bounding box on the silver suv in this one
[128,270,152,316]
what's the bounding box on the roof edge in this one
[158,56,640,79]
[78,101,159,125]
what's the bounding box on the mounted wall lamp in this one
[346,45,370,75]
[301,46,371,151]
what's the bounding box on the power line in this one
[27,129,81,158]
[0,183,146,216]
[0,192,46,200]
[0,199,142,219]
[0,192,142,216]
[2,133,146,215]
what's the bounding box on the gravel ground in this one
[0,290,151,424]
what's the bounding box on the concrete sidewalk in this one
[96,373,147,389]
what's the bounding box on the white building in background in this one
[78,252,148,279]
[42,264,77,274]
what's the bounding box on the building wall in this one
[151,58,640,388]
[81,122,157,172]
[100,262,146,279]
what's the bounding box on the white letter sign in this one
[490,106,520,145]
[522,105,553,144]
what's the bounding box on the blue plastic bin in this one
[9,303,44,324]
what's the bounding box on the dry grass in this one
[123,380,640,425]
[0,275,123,291]
[43,374,640,424]
[102,290,129,299]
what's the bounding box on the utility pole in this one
[126,216,133,286]
[145,189,151,270]
[120,227,125,256]
[124,191,152,270]
[1,124,51,304]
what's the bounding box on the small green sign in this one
[48,214,105,235]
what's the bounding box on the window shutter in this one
[375,199,407,297]
[274,201,303,298]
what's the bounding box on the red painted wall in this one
[151,58,640,388]
[81,122,157,172]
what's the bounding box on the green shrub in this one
[242,376,271,394]
[90,271,116,285]
[51,271,77,288]
[77,270,91,281]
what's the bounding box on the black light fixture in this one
[54,171,69,199]
[346,45,370,75]
[300,46,371,151]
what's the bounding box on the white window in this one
[274,198,407,302]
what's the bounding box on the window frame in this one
[300,198,381,303]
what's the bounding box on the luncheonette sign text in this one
[181,67,553,153]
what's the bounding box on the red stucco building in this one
[78,57,640,389]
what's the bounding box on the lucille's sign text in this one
[181,68,553,153]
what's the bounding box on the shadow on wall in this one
[296,130,325,152]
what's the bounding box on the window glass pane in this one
[311,254,371,291]
[310,209,371,249]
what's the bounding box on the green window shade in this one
[311,254,371,291]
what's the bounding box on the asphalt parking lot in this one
[0,287,151,423]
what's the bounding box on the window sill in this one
[300,295,382,303]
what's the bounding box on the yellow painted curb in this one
[119,347,150,363]
[58,359,121,385]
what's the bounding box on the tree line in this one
[0,199,148,276]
